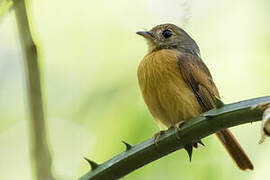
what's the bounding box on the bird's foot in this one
[153,130,166,145]
[252,102,270,111]
[172,121,185,139]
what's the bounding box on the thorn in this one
[214,96,225,108]
[84,157,99,170]
[193,140,204,149]
[198,140,205,146]
[122,140,132,151]
[184,144,193,162]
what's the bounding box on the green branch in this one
[80,96,270,180]
[13,0,53,179]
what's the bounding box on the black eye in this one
[162,30,173,38]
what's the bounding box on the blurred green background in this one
[1,0,270,179]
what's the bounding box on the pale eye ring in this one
[162,30,173,38]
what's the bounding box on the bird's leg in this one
[172,121,185,139]
[153,130,166,145]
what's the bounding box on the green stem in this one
[80,96,270,180]
[13,0,53,179]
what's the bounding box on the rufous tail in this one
[216,129,254,170]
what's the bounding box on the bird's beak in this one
[136,31,153,39]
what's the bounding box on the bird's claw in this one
[173,121,185,139]
[153,130,165,145]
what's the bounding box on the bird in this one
[136,23,253,170]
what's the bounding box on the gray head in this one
[137,23,200,56]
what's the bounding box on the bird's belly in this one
[138,49,202,128]
[142,74,202,128]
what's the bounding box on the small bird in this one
[137,23,253,170]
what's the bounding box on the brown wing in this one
[178,53,254,170]
[177,54,219,112]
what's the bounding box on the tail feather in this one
[216,129,254,170]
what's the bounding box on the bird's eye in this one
[162,30,173,38]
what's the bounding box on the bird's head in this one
[137,23,200,55]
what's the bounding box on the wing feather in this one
[178,54,219,111]
[178,53,254,170]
